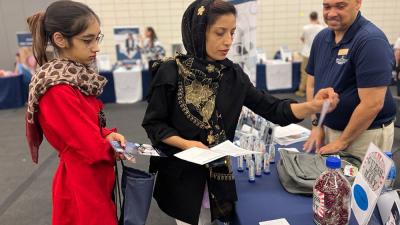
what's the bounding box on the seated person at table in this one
[142,1,339,225]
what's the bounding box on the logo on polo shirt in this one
[336,48,349,65]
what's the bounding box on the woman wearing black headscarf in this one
[142,1,338,224]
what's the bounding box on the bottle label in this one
[313,189,325,217]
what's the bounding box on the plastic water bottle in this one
[255,154,262,177]
[263,152,271,174]
[248,159,255,183]
[313,156,351,225]
[245,154,252,170]
[268,144,276,164]
[384,152,397,191]
[237,156,244,172]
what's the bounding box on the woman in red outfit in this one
[25,1,125,225]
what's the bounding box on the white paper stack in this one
[259,218,290,225]
[174,140,257,165]
[273,124,310,146]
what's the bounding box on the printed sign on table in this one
[113,26,141,65]
[351,143,392,225]
[227,0,257,84]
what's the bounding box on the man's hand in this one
[303,126,325,152]
[318,138,349,155]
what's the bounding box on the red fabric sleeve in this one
[38,85,114,165]
[101,127,116,138]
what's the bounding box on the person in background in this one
[140,26,166,68]
[125,32,136,57]
[142,1,339,224]
[25,1,125,225]
[394,36,400,95]
[295,11,324,97]
[395,36,400,71]
[15,47,37,75]
[15,47,38,100]
[304,0,396,160]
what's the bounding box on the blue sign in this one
[16,32,32,47]
[354,184,368,211]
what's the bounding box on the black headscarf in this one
[181,0,213,59]
[151,3,238,221]
[178,1,237,222]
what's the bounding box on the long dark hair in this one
[27,0,100,66]
[146,26,157,48]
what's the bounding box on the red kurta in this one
[38,84,117,225]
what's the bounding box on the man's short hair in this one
[310,11,318,20]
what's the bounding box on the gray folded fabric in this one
[277,150,361,195]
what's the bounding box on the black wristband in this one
[311,119,318,126]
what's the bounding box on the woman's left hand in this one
[312,87,339,113]
[106,132,127,160]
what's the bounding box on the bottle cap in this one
[326,156,341,169]
[384,152,393,158]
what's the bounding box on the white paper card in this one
[278,148,299,153]
[174,147,224,165]
[273,124,310,146]
[377,190,400,225]
[351,143,392,225]
[259,218,290,225]
[317,99,330,127]
[274,124,310,138]
[211,140,258,157]
[174,141,256,165]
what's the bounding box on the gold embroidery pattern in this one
[177,81,209,129]
[151,56,175,70]
[176,57,224,129]
[210,157,235,181]
[206,64,215,73]
[197,6,205,15]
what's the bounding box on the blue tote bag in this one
[116,160,155,225]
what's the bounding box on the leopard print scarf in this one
[26,58,107,163]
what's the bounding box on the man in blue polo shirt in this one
[303,0,396,159]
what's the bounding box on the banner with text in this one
[228,0,257,84]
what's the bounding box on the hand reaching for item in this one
[106,132,127,160]
[303,126,325,153]
[312,87,339,113]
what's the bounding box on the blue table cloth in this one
[99,71,116,103]
[229,142,382,225]
[256,62,301,93]
[141,69,152,100]
[0,75,25,109]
